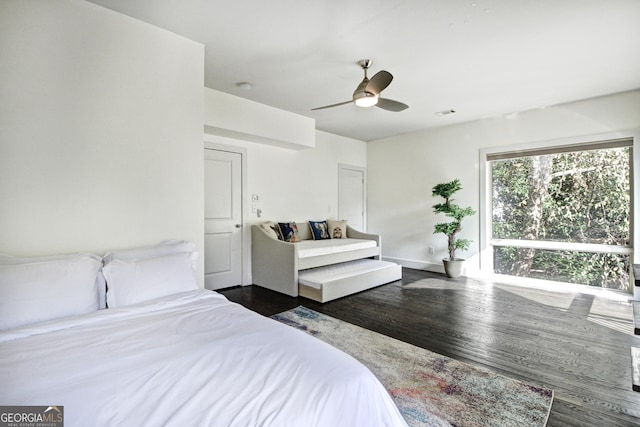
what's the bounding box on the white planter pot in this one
[443,258,465,278]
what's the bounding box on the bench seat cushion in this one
[296,239,377,259]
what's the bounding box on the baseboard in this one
[381,256,445,274]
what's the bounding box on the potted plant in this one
[432,179,476,278]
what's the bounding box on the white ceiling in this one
[88,0,640,142]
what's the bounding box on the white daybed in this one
[252,221,401,301]
[0,242,407,427]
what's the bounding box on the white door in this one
[338,165,366,231]
[204,149,242,290]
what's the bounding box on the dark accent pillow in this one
[308,220,331,240]
[278,222,301,242]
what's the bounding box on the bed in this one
[0,242,407,427]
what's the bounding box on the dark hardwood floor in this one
[219,268,640,426]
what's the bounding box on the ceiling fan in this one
[312,59,409,112]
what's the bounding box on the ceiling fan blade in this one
[311,100,352,111]
[366,70,393,95]
[376,98,409,112]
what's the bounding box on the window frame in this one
[479,130,639,289]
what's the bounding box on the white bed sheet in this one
[296,238,377,259]
[0,290,406,427]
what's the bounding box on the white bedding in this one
[0,290,406,427]
[296,238,377,259]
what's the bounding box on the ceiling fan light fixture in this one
[354,93,379,107]
[311,59,408,112]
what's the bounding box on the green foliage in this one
[432,179,476,260]
[492,147,630,290]
[454,239,472,251]
[494,247,629,289]
[434,222,458,236]
[432,180,462,199]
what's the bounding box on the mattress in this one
[296,238,377,259]
[299,259,399,289]
[0,290,407,427]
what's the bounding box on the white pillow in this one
[103,240,197,272]
[327,219,348,239]
[0,253,106,309]
[103,252,199,308]
[259,222,283,240]
[0,255,102,330]
[296,222,312,240]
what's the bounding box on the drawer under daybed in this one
[298,259,402,303]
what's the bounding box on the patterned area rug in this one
[272,307,553,427]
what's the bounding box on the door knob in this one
[235,224,242,228]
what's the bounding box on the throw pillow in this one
[278,222,301,242]
[327,219,348,239]
[296,222,312,240]
[308,220,331,240]
[261,221,283,240]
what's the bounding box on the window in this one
[484,138,633,291]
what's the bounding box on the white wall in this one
[203,86,367,284]
[0,1,205,284]
[368,90,640,273]
[205,130,367,224]
[204,89,315,150]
